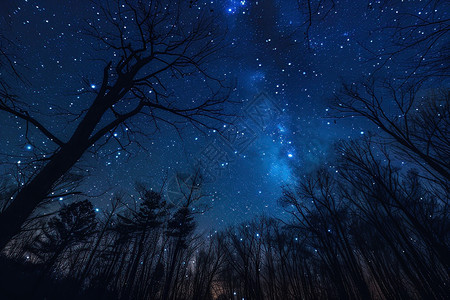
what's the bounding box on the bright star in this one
[91,84,96,89]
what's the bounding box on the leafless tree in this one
[0,0,233,250]
[334,81,449,186]
[370,0,450,80]
[296,0,335,44]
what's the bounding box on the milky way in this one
[0,0,446,230]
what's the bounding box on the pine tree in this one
[29,200,97,272]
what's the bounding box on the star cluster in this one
[0,0,444,229]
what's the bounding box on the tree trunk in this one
[0,87,118,250]
[0,145,87,250]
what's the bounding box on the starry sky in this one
[0,0,446,230]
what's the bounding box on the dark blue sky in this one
[1,0,446,230]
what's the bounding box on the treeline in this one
[0,89,448,300]
[0,0,448,298]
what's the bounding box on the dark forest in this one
[0,0,448,299]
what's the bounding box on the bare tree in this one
[370,0,450,80]
[339,138,448,298]
[0,0,233,250]
[296,0,335,44]
[334,81,449,186]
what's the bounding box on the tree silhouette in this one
[0,0,232,250]
[0,1,448,299]
[116,188,168,300]
[334,81,449,184]
[28,200,97,273]
[162,170,203,300]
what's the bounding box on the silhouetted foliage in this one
[0,0,232,250]
[27,200,97,271]
[0,0,448,299]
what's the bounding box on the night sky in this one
[0,0,445,230]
